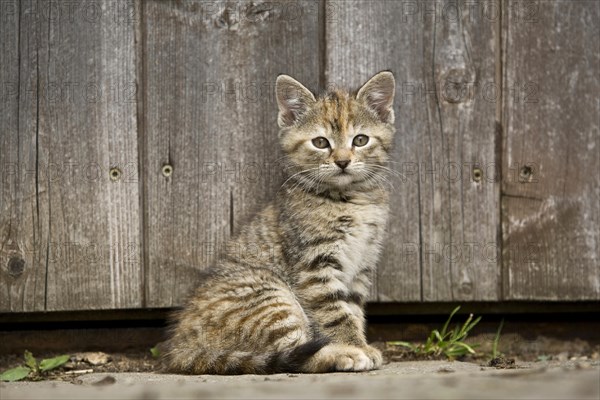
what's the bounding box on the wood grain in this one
[423,0,501,301]
[324,0,420,301]
[142,0,322,306]
[0,0,47,311]
[501,1,600,299]
[326,0,501,301]
[2,0,598,311]
[1,0,143,311]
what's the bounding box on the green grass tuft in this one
[491,318,505,359]
[387,306,482,359]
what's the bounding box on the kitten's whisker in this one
[291,169,322,194]
[367,164,407,178]
[366,166,396,192]
[363,169,388,193]
[276,166,321,196]
[315,170,328,195]
[270,154,292,164]
[379,160,422,183]
[268,155,294,171]
[299,171,318,194]
[367,164,413,186]
[381,160,416,165]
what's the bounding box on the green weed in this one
[491,318,505,359]
[387,306,482,359]
[0,351,70,382]
[150,346,161,358]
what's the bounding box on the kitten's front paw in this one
[332,347,373,371]
[305,344,378,372]
[362,344,383,368]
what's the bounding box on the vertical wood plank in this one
[324,1,420,301]
[0,0,46,311]
[143,0,322,307]
[1,0,143,311]
[326,0,500,301]
[423,0,501,301]
[502,1,599,299]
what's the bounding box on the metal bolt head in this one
[519,165,533,182]
[472,167,483,182]
[109,167,121,181]
[162,164,173,177]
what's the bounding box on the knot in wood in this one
[8,257,25,277]
[441,68,472,104]
[459,281,473,296]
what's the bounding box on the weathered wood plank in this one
[1,0,143,311]
[326,0,500,301]
[3,0,596,311]
[143,0,322,306]
[502,1,600,300]
[324,1,419,301]
[419,0,501,301]
[0,0,47,311]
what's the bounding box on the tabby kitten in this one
[164,71,396,374]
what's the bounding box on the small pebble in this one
[83,352,111,366]
[63,362,76,370]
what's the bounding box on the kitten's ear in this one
[276,75,316,127]
[356,71,395,124]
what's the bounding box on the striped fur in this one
[164,71,396,374]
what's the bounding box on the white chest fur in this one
[334,203,388,283]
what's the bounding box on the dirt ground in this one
[2,360,599,400]
[2,335,599,399]
[1,335,598,383]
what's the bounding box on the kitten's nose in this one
[335,160,350,170]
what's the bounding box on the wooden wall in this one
[1,0,598,312]
[501,1,600,299]
[1,0,142,311]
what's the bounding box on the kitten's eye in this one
[353,134,369,147]
[312,137,330,149]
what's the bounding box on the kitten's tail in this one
[163,337,329,375]
[266,336,330,373]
